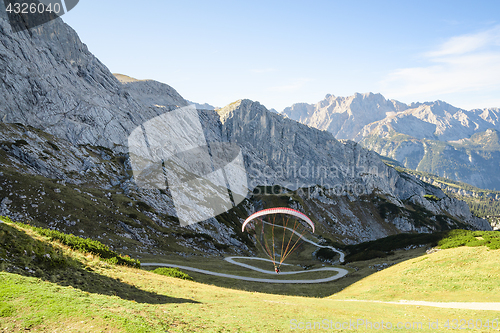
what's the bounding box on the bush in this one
[316,248,338,261]
[378,202,401,218]
[345,232,444,254]
[345,250,390,263]
[424,194,440,202]
[13,221,140,268]
[438,229,500,250]
[152,267,193,281]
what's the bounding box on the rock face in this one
[216,100,490,236]
[283,93,500,190]
[0,4,491,259]
[0,4,187,150]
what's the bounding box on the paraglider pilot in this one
[275,266,280,274]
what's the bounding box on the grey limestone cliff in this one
[0,4,187,150]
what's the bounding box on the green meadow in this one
[1,218,499,332]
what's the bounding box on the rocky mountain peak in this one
[476,107,500,125]
[0,10,187,150]
[349,92,396,115]
[282,92,405,141]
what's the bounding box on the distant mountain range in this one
[282,93,500,190]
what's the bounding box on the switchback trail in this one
[143,257,348,284]
[142,229,348,284]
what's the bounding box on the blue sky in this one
[64,1,500,111]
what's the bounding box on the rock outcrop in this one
[0,3,187,150]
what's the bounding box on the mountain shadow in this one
[0,222,199,305]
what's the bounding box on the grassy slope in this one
[1,219,500,332]
[334,246,500,303]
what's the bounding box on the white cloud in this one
[425,26,500,57]
[381,26,500,102]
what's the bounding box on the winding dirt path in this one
[142,229,348,284]
[143,257,348,284]
[338,299,500,311]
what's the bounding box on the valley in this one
[1,218,499,332]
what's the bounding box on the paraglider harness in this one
[274,265,280,274]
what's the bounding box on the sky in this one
[63,1,500,111]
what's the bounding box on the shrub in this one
[345,232,444,254]
[316,248,338,261]
[152,267,193,281]
[378,202,401,218]
[345,250,390,263]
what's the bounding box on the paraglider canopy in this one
[241,207,315,272]
[242,207,315,232]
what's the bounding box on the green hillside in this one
[1,217,499,332]
[335,245,500,303]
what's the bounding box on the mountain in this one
[215,100,490,239]
[0,4,490,261]
[186,100,216,110]
[283,93,500,190]
[282,93,408,141]
[0,5,187,150]
[360,101,500,141]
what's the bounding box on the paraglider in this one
[242,207,315,274]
